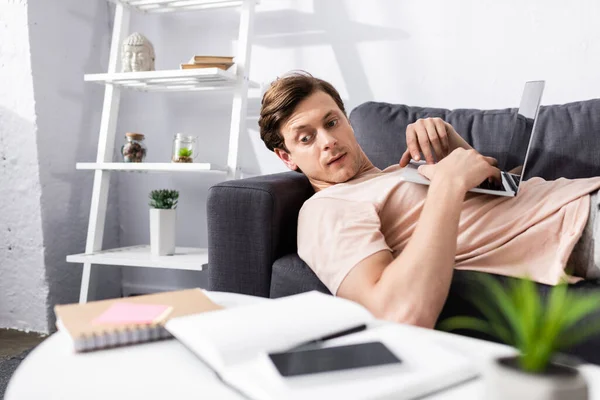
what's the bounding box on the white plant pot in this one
[486,356,588,400]
[149,209,176,256]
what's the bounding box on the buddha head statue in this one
[121,32,155,72]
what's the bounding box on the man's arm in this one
[338,148,501,329]
[338,177,463,328]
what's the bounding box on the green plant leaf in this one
[437,316,496,337]
[551,290,600,350]
[462,291,513,345]
[148,189,180,209]
[477,275,527,350]
[557,318,600,350]
[537,282,568,358]
[560,291,600,331]
[511,277,542,365]
[178,148,193,157]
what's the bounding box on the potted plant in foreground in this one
[439,275,600,400]
[149,189,179,256]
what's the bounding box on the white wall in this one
[112,0,600,293]
[0,0,48,332]
[2,0,597,315]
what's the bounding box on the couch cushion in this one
[527,100,600,180]
[270,254,330,298]
[349,100,600,180]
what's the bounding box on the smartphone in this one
[268,341,401,377]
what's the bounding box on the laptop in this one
[400,80,545,197]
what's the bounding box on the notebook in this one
[92,303,173,325]
[54,288,222,352]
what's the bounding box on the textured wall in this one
[27,0,123,332]
[0,0,122,332]
[0,0,48,332]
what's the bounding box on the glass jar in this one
[172,133,198,163]
[121,132,147,163]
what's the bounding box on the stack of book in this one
[180,56,234,70]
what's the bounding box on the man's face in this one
[276,91,363,186]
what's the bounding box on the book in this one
[54,288,222,352]
[165,291,476,399]
[91,303,173,325]
[187,55,234,64]
[180,63,233,70]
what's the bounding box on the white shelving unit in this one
[109,0,247,13]
[67,246,208,271]
[76,162,227,173]
[84,68,259,92]
[69,0,257,303]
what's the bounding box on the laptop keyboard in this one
[509,174,521,187]
[476,173,521,192]
[477,179,504,191]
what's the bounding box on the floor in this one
[0,329,46,359]
[0,329,47,398]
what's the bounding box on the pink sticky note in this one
[92,303,172,325]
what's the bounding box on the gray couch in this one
[207,99,600,362]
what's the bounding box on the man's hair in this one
[259,71,346,153]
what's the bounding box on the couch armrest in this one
[207,171,314,297]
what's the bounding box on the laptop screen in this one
[506,81,545,189]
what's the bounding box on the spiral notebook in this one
[54,288,222,352]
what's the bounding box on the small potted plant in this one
[173,147,194,163]
[171,134,198,163]
[148,189,179,256]
[439,275,600,400]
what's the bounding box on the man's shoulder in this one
[298,191,381,227]
[300,193,356,213]
[304,165,400,204]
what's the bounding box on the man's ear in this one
[274,148,298,171]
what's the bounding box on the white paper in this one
[165,291,374,372]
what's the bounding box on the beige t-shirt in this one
[297,165,600,294]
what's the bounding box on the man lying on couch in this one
[258,71,600,329]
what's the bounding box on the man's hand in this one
[399,118,471,167]
[417,148,501,193]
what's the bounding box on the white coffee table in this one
[5,291,265,400]
[6,291,600,399]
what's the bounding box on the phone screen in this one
[268,341,401,377]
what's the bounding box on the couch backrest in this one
[349,99,600,180]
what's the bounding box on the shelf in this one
[77,162,227,173]
[67,245,207,271]
[84,68,259,92]
[109,0,249,13]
